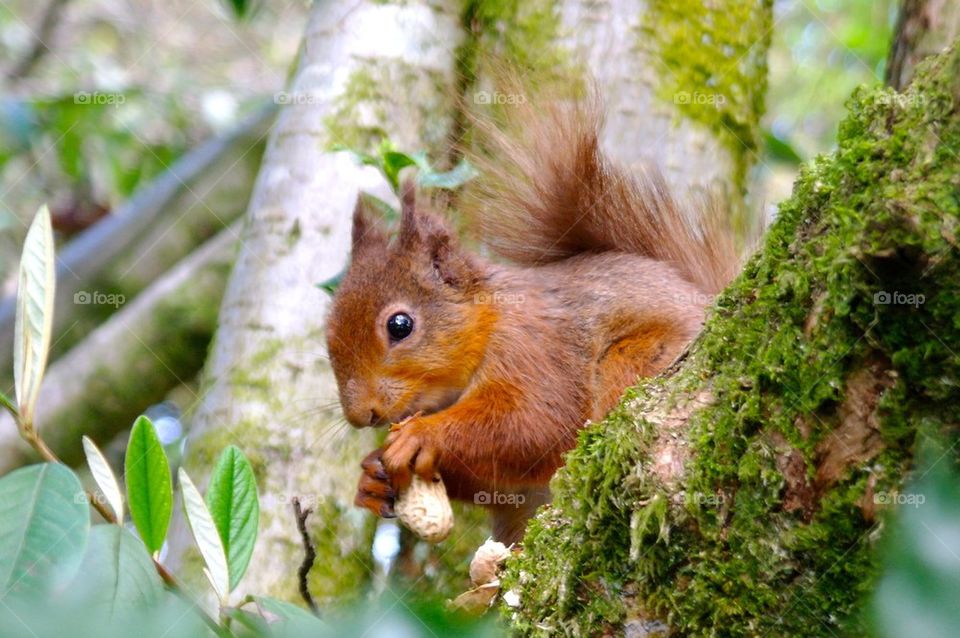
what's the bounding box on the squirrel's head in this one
[326,184,494,428]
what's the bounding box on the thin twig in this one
[292,497,319,615]
[6,0,71,80]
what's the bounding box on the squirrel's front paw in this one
[383,418,440,491]
[354,448,396,518]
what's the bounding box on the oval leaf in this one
[255,596,326,634]
[82,436,123,522]
[73,525,163,618]
[124,416,172,553]
[179,468,229,601]
[13,205,55,424]
[206,446,259,591]
[0,464,89,598]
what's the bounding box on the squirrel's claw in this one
[383,419,440,490]
[355,448,396,518]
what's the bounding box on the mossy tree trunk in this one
[167,0,466,605]
[505,43,960,637]
[887,0,960,90]
[467,0,771,225]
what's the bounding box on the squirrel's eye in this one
[386,312,414,341]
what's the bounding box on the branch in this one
[5,0,71,80]
[0,105,275,371]
[0,225,238,473]
[292,497,319,615]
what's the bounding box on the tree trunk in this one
[887,0,960,90]
[559,0,771,217]
[470,0,770,214]
[504,43,960,636]
[167,0,465,604]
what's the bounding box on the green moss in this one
[638,0,773,204]
[322,63,456,157]
[464,0,566,83]
[506,46,960,636]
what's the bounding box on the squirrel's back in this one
[464,96,739,295]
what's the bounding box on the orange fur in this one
[326,101,741,544]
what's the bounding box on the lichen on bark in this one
[505,44,960,637]
[638,0,773,197]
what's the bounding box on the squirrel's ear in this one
[425,227,481,289]
[398,179,419,249]
[351,194,387,252]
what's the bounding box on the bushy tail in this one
[463,96,740,294]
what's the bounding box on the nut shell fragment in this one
[469,538,511,586]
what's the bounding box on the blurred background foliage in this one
[2,0,956,635]
[0,0,306,280]
[757,0,898,217]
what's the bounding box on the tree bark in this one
[166,0,465,604]
[504,43,960,636]
[887,0,960,90]
[467,0,770,233]
[559,0,771,210]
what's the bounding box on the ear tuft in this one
[352,194,387,252]
[426,228,481,289]
[398,179,418,248]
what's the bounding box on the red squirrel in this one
[325,98,739,543]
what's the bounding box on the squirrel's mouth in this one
[375,388,462,427]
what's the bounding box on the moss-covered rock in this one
[505,43,960,638]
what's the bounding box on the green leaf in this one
[224,607,272,636]
[124,416,172,553]
[73,525,163,617]
[0,463,89,598]
[762,129,804,165]
[357,192,399,222]
[82,436,124,522]
[222,0,253,20]
[13,205,56,425]
[316,270,345,295]
[206,446,259,591]
[179,468,229,601]
[381,150,418,192]
[255,596,325,634]
[870,442,960,637]
[418,159,478,190]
